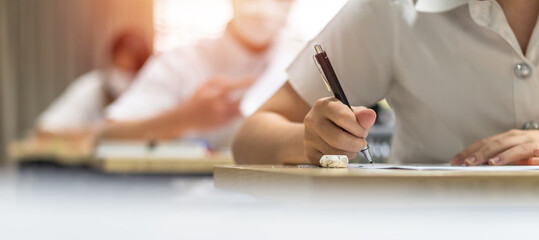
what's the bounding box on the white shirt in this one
[106,31,270,148]
[37,70,107,132]
[287,0,539,164]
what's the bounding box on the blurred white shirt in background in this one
[106,31,272,148]
[37,70,106,132]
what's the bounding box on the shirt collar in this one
[415,0,474,13]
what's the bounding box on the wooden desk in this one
[214,165,539,207]
[95,155,234,174]
[8,140,91,165]
[10,140,234,174]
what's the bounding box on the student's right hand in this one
[303,97,376,165]
[182,76,254,130]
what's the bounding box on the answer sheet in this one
[349,163,539,171]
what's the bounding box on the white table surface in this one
[0,163,538,240]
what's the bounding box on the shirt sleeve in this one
[36,70,105,132]
[106,52,193,122]
[286,0,394,107]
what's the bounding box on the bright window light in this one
[154,0,347,52]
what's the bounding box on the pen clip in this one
[312,54,332,93]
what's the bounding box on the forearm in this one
[102,106,193,140]
[232,111,308,164]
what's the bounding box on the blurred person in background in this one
[32,31,151,151]
[103,0,294,149]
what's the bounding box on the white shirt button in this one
[514,63,531,79]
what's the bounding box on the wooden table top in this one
[214,164,539,207]
[217,164,539,178]
[96,155,234,174]
[10,140,235,174]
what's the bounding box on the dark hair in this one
[110,30,151,71]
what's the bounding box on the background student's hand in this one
[182,76,255,130]
[303,97,376,165]
[451,129,539,166]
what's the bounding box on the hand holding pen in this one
[302,44,376,165]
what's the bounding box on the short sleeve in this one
[37,70,106,132]
[106,51,197,121]
[287,0,394,107]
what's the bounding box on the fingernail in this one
[450,157,460,165]
[464,156,476,165]
[489,157,500,165]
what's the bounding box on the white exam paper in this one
[349,163,539,171]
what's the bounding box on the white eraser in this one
[319,155,349,168]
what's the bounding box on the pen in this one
[313,44,374,165]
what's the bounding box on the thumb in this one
[352,106,376,137]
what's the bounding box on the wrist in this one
[276,123,309,164]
